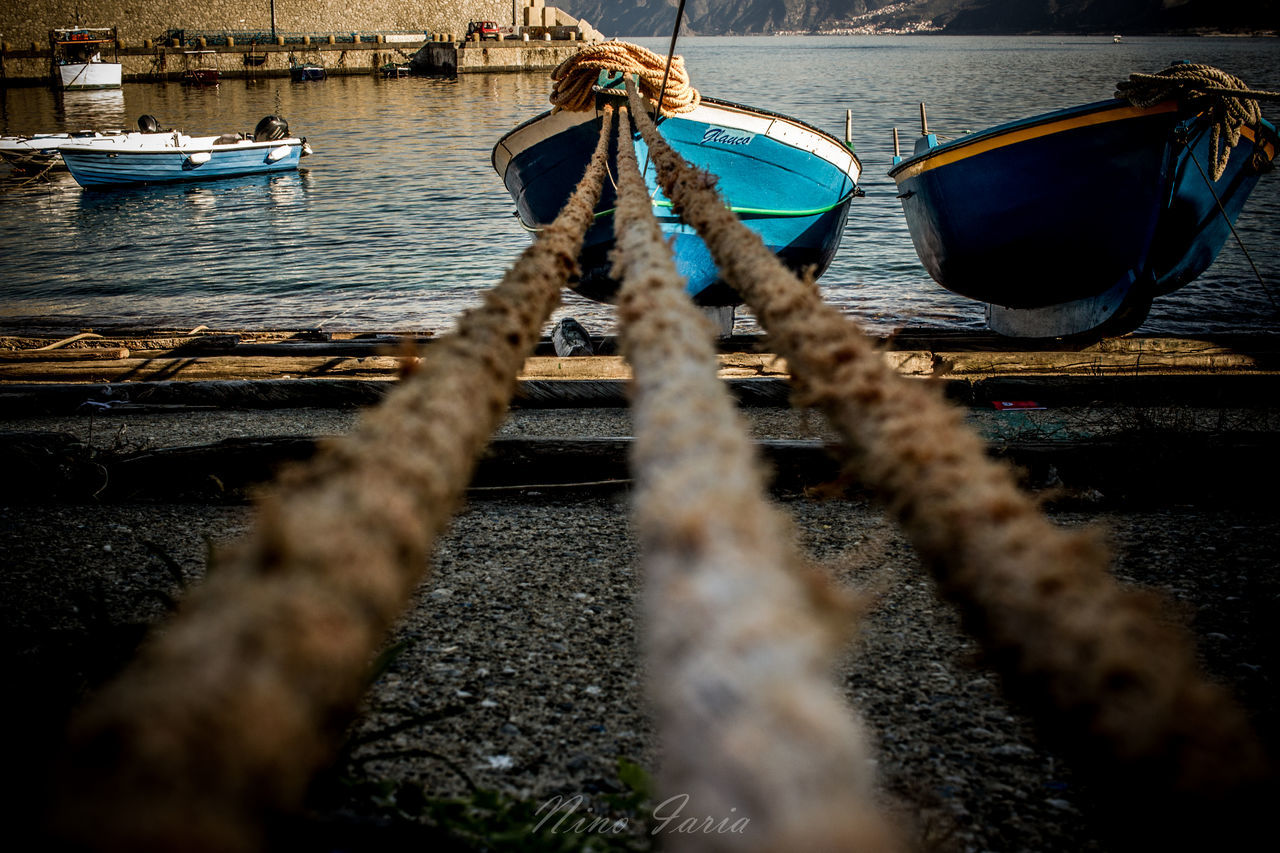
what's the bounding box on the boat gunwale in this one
[60,137,303,157]
[493,95,861,180]
[888,98,1182,180]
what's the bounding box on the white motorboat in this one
[60,115,313,188]
[50,27,122,90]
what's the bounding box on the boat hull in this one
[1151,120,1278,295]
[889,98,1278,337]
[182,69,220,86]
[291,65,326,82]
[56,62,122,90]
[60,135,305,188]
[890,101,1182,310]
[493,98,860,306]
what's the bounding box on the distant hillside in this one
[557,0,1278,36]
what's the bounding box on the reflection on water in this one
[1,36,1278,336]
[55,89,129,129]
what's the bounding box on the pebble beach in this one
[2,398,1277,851]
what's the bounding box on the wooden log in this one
[0,347,129,361]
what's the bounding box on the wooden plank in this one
[0,353,798,383]
[4,338,1278,384]
[0,355,408,382]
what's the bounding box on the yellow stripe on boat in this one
[892,101,1181,182]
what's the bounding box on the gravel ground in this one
[1,405,1277,851]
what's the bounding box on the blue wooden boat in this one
[60,116,312,188]
[889,93,1278,338]
[493,77,862,307]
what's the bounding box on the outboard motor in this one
[137,114,160,133]
[253,115,289,142]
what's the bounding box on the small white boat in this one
[50,27,122,90]
[0,130,126,174]
[59,115,313,188]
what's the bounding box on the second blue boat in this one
[889,68,1277,338]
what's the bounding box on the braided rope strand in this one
[612,103,902,852]
[50,112,617,853]
[626,77,1272,845]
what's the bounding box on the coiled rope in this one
[611,102,901,852]
[1116,63,1280,180]
[625,76,1271,844]
[550,40,700,115]
[50,111,616,853]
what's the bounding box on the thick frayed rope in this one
[625,78,1272,841]
[49,112,616,853]
[550,40,699,115]
[1116,63,1277,180]
[610,103,903,852]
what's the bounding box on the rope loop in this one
[550,40,700,116]
[1115,63,1276,180]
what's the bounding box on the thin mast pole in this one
[644,0,688,180]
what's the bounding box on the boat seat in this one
[214,133,243,145]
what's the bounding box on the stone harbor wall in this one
[1,1,601,81]
[0,1,519,48]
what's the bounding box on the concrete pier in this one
[410,37,587,75]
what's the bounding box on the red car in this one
[467,21,501,41]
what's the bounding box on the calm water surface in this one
[1,36,1277,336]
